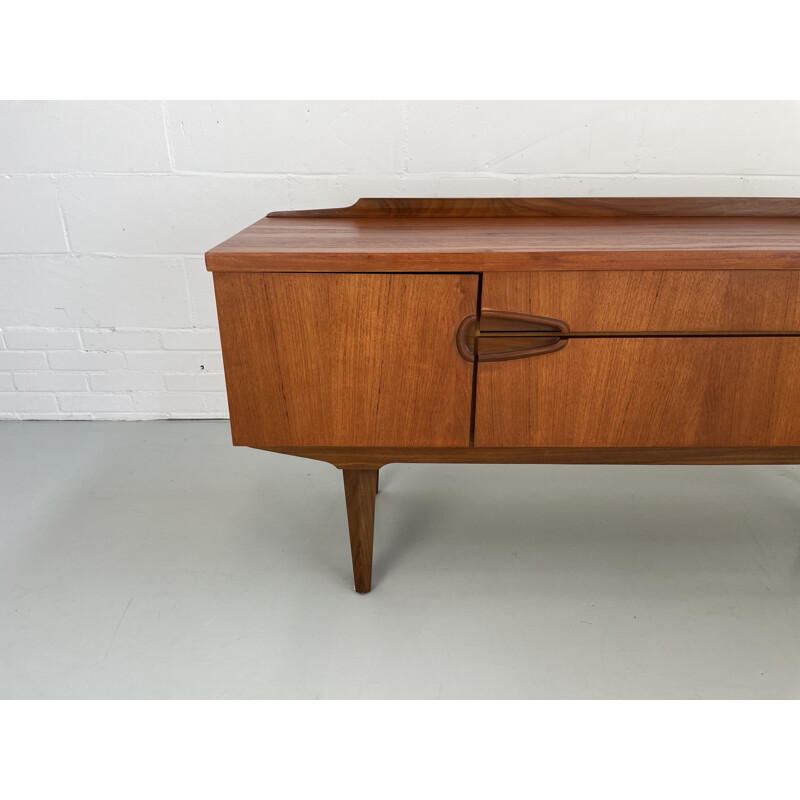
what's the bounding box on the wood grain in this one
[206,216,800,272]
[343,469,377,593]
[474,337,800,448]
[214,272,477,448]
[267,197,800,218]
[259,446,800,469]
[481,270,800,332]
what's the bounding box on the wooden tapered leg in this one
[343,469,378,593]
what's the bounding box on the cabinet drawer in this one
[214,272,478,448]
[474,270,800,448]
[475,336,800,447]
[482,271,800,332]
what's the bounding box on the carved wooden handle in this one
[457,311,570,362]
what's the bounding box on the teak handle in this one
[457,311,570,362]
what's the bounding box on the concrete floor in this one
[2,421,800,698]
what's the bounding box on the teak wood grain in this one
[205,217,800,272]
[474,336,800,448]
[343,469,377,594]
[481,270,800,333]
[261,446,800,469]
[214,272,477,448]
[267,197,800,218]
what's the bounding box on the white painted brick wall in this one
[1,100,799,420]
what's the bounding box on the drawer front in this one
[474,271,800,448]
[475,336,800,447]
[482,271,800,332]
[215,272,478,448]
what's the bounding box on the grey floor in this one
[2,421,800,699]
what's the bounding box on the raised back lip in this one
[266,197,800,219]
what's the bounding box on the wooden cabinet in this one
[207,197,800,593]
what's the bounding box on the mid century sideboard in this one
[206,197,800,593]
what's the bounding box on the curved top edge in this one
[265,197,800,219]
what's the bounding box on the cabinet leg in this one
[343,469,378,593]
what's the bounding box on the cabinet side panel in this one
[214,272,478,447]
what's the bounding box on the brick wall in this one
[1,101,799,419]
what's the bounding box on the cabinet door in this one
[474,271,800,448]
[215,272,478,447]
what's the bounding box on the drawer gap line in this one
[478,330,800,339]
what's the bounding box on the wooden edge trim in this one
[252,446,800,470]
[205,249,800,272]
[265,197,800,219]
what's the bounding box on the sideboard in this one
[206,197,800,593]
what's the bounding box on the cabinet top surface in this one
[206,198,800,272]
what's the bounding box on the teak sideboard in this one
[206,197,800,593]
